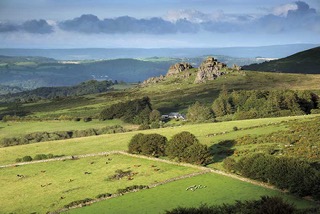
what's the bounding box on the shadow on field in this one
[209,140,236,163]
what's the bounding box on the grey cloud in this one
[0,19,53,34]
[22,19,54,34]
[0,23,19,32]
[253,1,320,33]
[58,14,197,34]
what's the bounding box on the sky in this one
[0,0,319,48]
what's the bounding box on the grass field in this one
[1,114,318,166]
[0,115,319,213]
[66,173,317,214]
[1,115,316,166]
[0,119,135,139]
[0,154,200,214]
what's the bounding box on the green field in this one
[0,154,200,214]
[66,173,316,214]
[0,119,135,139]
[0,115,319,213]
[1,115,316,166]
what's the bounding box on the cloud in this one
[22,19,54,34]
[272,3,298,17]
[0,19,54,34]
[0,22,19,33]
[58,14,197,34]
[255,1,319,33]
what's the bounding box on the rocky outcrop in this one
[194,57,227,83]
[166,63,193,77]
[142,75,165,85]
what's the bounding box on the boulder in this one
[166,63,193,77]
[194,57,227,83]
[141,75,164,86]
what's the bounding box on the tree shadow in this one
[209,140,236,163]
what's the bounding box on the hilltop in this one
[242,46,320,74]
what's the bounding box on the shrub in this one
[15,158,22,162]
[128,133,167,157]
[22,156,33,162]
[128,133,145,154]
[181,143,212,165]
[223,157,237,172]
[33,154,48,160]
[140,134,167,157]
[166,131,198,160]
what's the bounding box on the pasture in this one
[1,115,318,166]
[0,115,315,166]
[0,114,319,213]
[0,154,200,214]
[0,119,128,139]
[66,173,317,214]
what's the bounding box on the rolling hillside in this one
[242,46,320,74]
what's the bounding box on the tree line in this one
[186,88,319,122]
[99,97,161,127]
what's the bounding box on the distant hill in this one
[0,80,113,102]
[0,44,317,60]
[242,47,320,74]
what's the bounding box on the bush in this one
[128,133,145,154]
[15,158,22,162]
[234,154,320,199]
[140,134,167,157]
[223,157,237,172]
[166,131,198,160]
[128,133,167,157]
[22,156,33,162]
[33,154,48,160]
[181,143,212,165]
